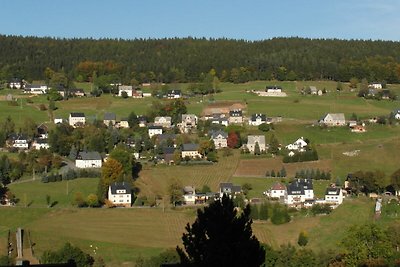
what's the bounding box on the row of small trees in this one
[41,168,100,183]
[294,168,332,180]
[249,203,291,225]
[265,167,287,178]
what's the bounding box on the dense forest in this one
[1,35,400,84]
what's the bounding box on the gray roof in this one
[229,109,242,117]
[247,135,266,145]
[148,125,163,130]
[182,143,199,151]
[110,182,131,194]
[157,134,176,142]
[209,130,228,139]
[323,113,345,121]
[287,179,313,195]
[325,187,341,196]
[77,151,102,160]
[70,112,85,118]
[104,112,116,120]
[220,183,242,193]
[250,114,266,121]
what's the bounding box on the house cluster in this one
[253,85,287,97]
[6,124,50,150]
[264,179,344,208]
[301,86,324,96]
[182,182,242,205]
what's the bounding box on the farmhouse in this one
[263,182,286,199]
[24,84,48,94]
[181,143,201,159]
[11,134,29,149]
[246,135,266,154]
[118,85,133,97]
[325,186,344,205]
[183,186,196,205]
[9,78,23,89]
[69,113,86,128]
[285,137,308,152]
[320,113,346,126]
[118,118,129,128]
[167,89,182,99]
[219,183,242,198]
[154,116,172,128]
[108,182,132,207]
[75,151,102,168]
[103,112,116,126]
[148,126,163,138]
[209,130,228,149]
[229,109,243,124]
[249,114,266,126]
[32,139,49,150]
[285,179,314,206]
[266,85,282,93]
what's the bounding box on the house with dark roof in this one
[162,147,176,164]
[8,78,23,89]
[75,151,102,168]
[103,112,116,126]
[209,130,228,149]
[325,186,343,205]
[219,183,242,198]
[24,84,48,94]
[148,125,163,138]
[229,109,243,124]
[393,109,400,120]
[249,114,266,126]
[108,182,132,207]
[285,179,314,206]
[181,143,201,159]
[69,112,86,127]
[37,124,49,139]
[11,134,30,150]
[32,139,49,150]
[138,115,148,127]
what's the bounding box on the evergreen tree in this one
[298,231,309,246]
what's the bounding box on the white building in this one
[12,135,29,149]
[32,139,49,150]
[209,130,228,149]
[320,113,346,126]
[219,183,242,198]
[181,144,201,159]
[24,84,48,95]
[249,114,266,126]
[108,182,132,207]
[69,113,86,128]
[263,182,286,199]
[369,83,382,89]
[118,85,133,97]
[285,179,314,206]
[325,187,343,205]
[246,135,266,154]
[183,186,196,205]
[75,151,102,168]
[285,137,308,152]
[148,126,163,138]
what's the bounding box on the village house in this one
[219,183,242,198]
[118,85,133,97]
[266,85,282,93]
[11,134,29,150]
[285,179,314,206]
[132,89,143,98]
[209,130,228,149]
[181,143,201,159]
[103,112,116,126]
[162,147,176,164]
[31,139,50,150]
[166,89,182,99]
[154,116,172,128]
[54,118,64,124]
[183,186,196,205]
[69,112,86,128]
[320,113,346,126]
[229,109,243,124]
[246,135,266,154]
[324,186,344,206]
[180,114,198,133]
[108,182,132,207]
[37,124,48,139]
[285,137,308,152]
[148,126,163,138]
[248,114,266,126]
[24,84,48,95]
[8,78,23,89]
[263,182,286,199]
[393,109,400,120]
[138,116,148,127]
[69,88,86,97]
[75,151,102,168]
[210,115,229,126]
[369,83,382,89]
[118,118,130,128]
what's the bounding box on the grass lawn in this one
[8,178,99,208]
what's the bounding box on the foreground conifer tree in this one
[177,195,265,266]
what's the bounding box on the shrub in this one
[258,123,270,132]
[39,104,47,111]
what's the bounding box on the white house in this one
[108,182,132,207]
[75,151,102,168]
[183,186,196,205]
[209,130,228,149]
[249,114,266,126]
[12,135,29,149]
[285,137,308,152]
[369,83,382,89]
[103,112,116,126]
[69,113,86,128]
[24,84,48,95]
[219,183,242,198]
[154,116,172,128]
[180,114,198,133]
[263,182,286,199]
[32,139,49,150]
[54,118,63,124]
[266,85,282,93]
[118,118,130,128]
[246,135,266,154]
[181,143,201,159]
[324,187,343,205]
[118,85,133,97]
[148,126,163,138]
[320,113,346,126]
[285,179,314,206]
[167,89,181,99]
[393,109,400,120]
[9,78,23,89]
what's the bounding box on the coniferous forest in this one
[1,35,400,84]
